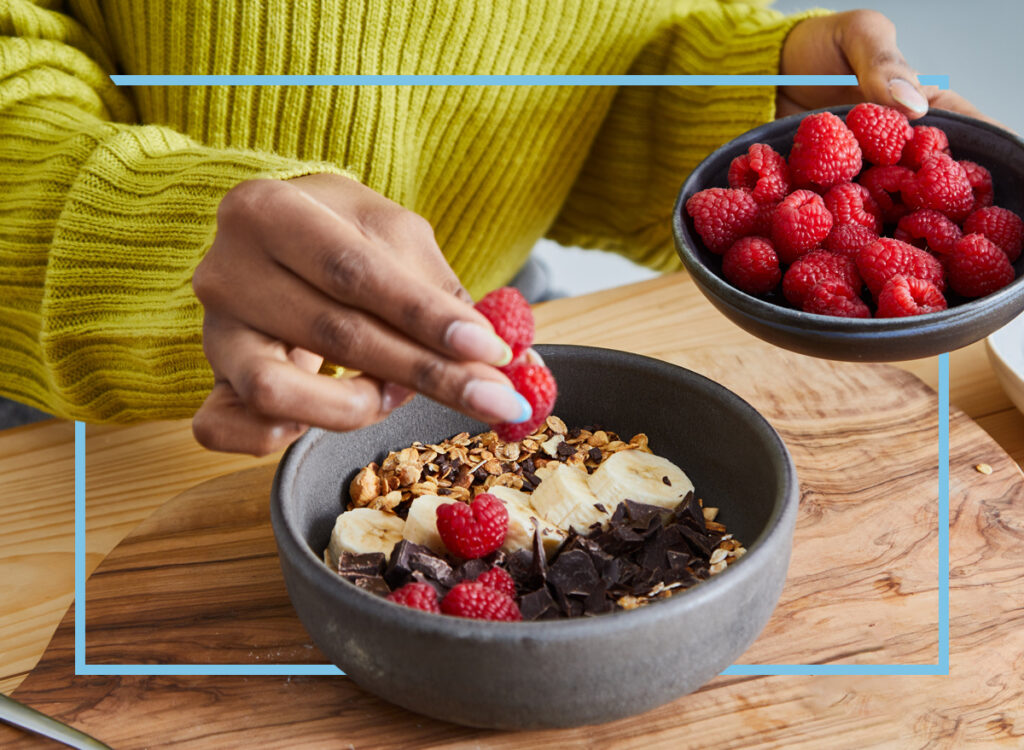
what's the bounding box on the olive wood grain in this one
[4,344,1023,748]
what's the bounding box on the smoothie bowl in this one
[270,345,798,729]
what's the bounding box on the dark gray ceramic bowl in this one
[270,345,798,729]
[673,105,1024,362]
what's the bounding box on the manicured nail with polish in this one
[889,78,928,114]
[462,380,532,423]
[381,382,414,413]
[445,321,513,366]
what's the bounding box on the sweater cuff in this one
[40,122,350,421]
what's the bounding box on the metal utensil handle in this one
[0,693,112,749]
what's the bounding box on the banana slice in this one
[487,486,567,558]
[588,449,694,512]
[530,462,612,534]
[327,508,405,566]
[401,494,450,554]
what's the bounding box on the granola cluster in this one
[348,416,653,517]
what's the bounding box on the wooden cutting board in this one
[6,346,1024,749]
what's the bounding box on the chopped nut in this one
[702,506,719,522]
[617,595,645,610]
[541,434,564,457]
[975,463,993,475]
[397,463,421,486]
[709,561,727,575]
[705,520,727,533]
[349,464,382,507]
[732,547,747,558]
[709,548,728,565]
[370,490,403,512]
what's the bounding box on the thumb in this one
[838,10,930,119]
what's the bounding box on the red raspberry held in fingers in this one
[823,223,878,260]
[722,236,782,296]
[474,287,534,359]
[876,275,948,317]
[894,210,962,256]
[441,582,522,621]
[963,207,1024,263]
[859,165,914,224]
[386,582,441,613]
[492,362,557,442]
[436,493,509,559]
[802,281,870,318]
[782,250,861,307]
[901,153,974,221]
[771,189,833,264]
[823,182,882,234]
[727,143,791,204]
[857,237,946,297]
[947,234,1016,298]
[845,103,913,166]
[788,111,862,190]
[685,188,759,253]
[959,160,995,213]
[900,125,950,169]
[475,567,517,599]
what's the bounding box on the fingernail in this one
[381,382,413,413]
[889,78,928,114]
[523,348,545,367]
[462,380,532,424]
[445,321,513,366]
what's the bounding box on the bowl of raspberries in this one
[673,104,1024,361]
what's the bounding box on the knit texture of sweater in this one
[0,0,825,421]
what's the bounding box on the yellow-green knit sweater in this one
[0,0,823,422]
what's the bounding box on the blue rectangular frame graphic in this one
[75,74,951,678]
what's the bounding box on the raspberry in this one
[727,144,790,204]
[845,103,913,166]
[900,125,950,169]
[685,188,759,253]
[788,112,862,190]
[474,287,534,360]
[894,210,962,256]
[859,165,913,223]
[857,237,946,297]
[440,582,523,621]
[802,281,870,318]
[823,182,882,234]
[436,493,509,559]
[474,567,517,599]
[823,223,878,259]
[963,207,1024,263]
[492,362,557,442]
[386,582,441,613]
[722,236,781,295]
[901,153,974,221]
[959,160,995,213]
[782,250,861,307]
[876,275,948,317]
[771,189,833,264]
[947,234,1015,298]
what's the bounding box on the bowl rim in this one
[672,105,1024,332]
[271,344,800,637]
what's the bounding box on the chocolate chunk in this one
[456,558,490,582]
[547,550,602,598]
[473,465,490,483]
[519,588,560,621]
[662,475,671,486]
[556,441,575,457]
[437,487,452,496]
[385,540,440,589]
[588,447,603,463]
[336,551,386,578]
[568,427,582,439]
[623,500,664,530]
[523,470,541,488]
[593,502,607,514]
[351,576,392,597]
[522,457,536,474]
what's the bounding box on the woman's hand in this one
[191,173,529,455]
[778,10,992,124]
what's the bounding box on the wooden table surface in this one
[1,271,1022,717]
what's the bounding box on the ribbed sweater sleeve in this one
[0,2,347,421]
[546,2,831,270]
